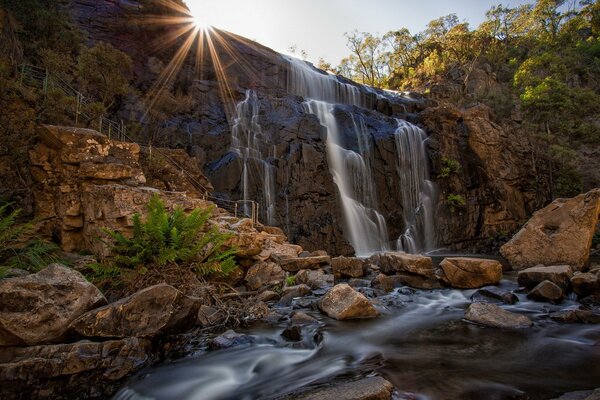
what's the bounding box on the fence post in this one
[99,116,103,134]
[234,202,238,218]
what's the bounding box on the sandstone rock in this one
[472,287,519,305]
[277,255,331,272]
[0,337,152,400]
[464,302,533,329]
[550,309,600,324]
[550,389,600,400]
[517,265,574,290]
[372,273,394,292]
[438,257,503,289]
[290,376,394,400]
[571,268,600,298]
[370,252,434,277]
[319,284,379,320]
[391,272,444,290]
[209,330,254,349]
[256,290,280,302]
[295,269,333,289]
[282,284,312,298]
[0,264,106,346]
[348,279,372,288]
[500,189,600,270]
[290,311,318,325]
[331,256,366,278]
[527,280,564,303]
[70,284,199,338]
[245,261,286,291]
[197,305,225,328]
[281,325,302,341]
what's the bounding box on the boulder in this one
[391,272,443,290]
[331,256,366,278]
[437,257,503,289]
[277,255,331,272]
[517,265,574,290]
[0,264,106,346]
[347,279,372,288]
[370,252,434,277]
[464,302,533,329]
[527,280,564,303]
[290,376,394,400]
[371,273,394,292]
[256,290,280,302]
[282,284,312,298]
[319,284,379,320]
[295,269,333,289]
[244,261,286,291]
[70,284,199,338]
[209,330,254,350]
[281,325,302,341]
[500,189,600,270]
[290,311,318,325]
[472,287,519,305]
[0,338,152,400]
[550,309,600,324]
[571,268,600,298]
[197,305,225,328]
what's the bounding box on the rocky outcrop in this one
[70,284,199,338]
[0,264,106,346]
[464,302,532,329]
[437,257,503,289]
[500,189,600,270]
[0,337,152,400]
[319,284,379,320]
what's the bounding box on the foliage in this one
[437,157,461,178]
[446,193,466,212]
[0,202,64,277]
[285,275,296,287]
[102,195,237,278]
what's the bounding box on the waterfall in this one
[304,100,389,257]
[394,120,436,253]
[231,90,276,225]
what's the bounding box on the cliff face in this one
[57,0,542,255]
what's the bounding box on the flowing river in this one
[113,273,600,400]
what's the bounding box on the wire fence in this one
[19,64,260,225]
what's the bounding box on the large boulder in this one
[437,257,503,289]
[295,269,333,289]
[517,265,573,290]
[276,255,331,272]
[0,264,106,346]
[370,252,434,277]
[500,189,600,270]
[527,280,564,303]
[331,256,367,278]
[244,261,286,291]
[0,337,152,400]
[70,284,199,338]
[464,302,533,329]
[571,267,600,298]
[319,284,379,320]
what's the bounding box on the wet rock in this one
[581,294,600,306]
[348,278,372,288]
[0,337,152,400]
[550,309,600,324]
[290,376,394,400]
[517,265,573,290]
[464,302,533,329]
[281,325,302,341]
[551,389,600,400]
[209,330,254,349]
[245,261,286,291]
[290,311,318,325]
[371,273,394,292]
[70,284,199,338]
[391,272,443,290]
[437,257,503,289]
[197,305,225,328]
[370,252,434,278]
[500,189,600,270]
[331,256,366,278]
[319,284,379,320]
[0,264,106,346]
[277,256,331,272]
[571,268,600,298]
[296,269,333,289]
[283,284,312,298]
[256,290,280,302]
[472,287,519,305]
[527,280,564,303]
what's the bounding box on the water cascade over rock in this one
[231,90,276,225]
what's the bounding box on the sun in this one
[185,2,212,29]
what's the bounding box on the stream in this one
[113,275,600,400]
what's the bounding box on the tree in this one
[77,42,133,109]
[344,30,388,87]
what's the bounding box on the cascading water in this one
[394,120,436,253]
[231,90,276,225]
[304,100,389,256]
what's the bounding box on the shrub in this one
[285,275,296,287]
[446,193,466,212]
[0,202,63,277]
[437,157,461,179]
[102,195,237,277]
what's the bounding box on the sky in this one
[184,0,535,65]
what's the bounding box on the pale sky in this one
[184,0,534,65]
